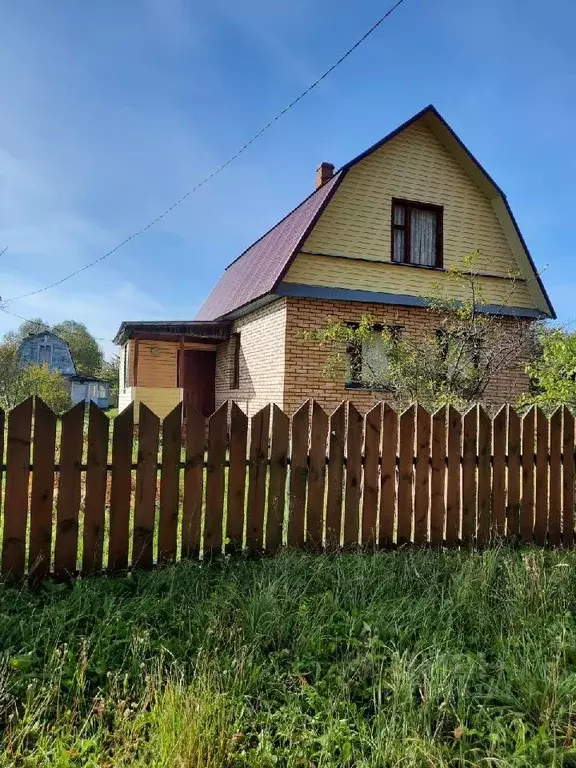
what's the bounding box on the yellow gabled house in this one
[115,105,554,419]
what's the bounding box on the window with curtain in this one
[347,324,402,390]
[392,199,443,267]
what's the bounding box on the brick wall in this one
[283,297,532,415]
[215,299,287,417]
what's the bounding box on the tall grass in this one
[1,548,576,766]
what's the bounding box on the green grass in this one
[2,548,576,766]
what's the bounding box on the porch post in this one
[133,338,139,386]
[178,336,185,388]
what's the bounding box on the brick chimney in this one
[315,162,335,189]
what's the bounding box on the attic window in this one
[38,343,52,366]
[392,198,443,268]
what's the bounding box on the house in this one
[114,105,555,420]
[18,331,111,408]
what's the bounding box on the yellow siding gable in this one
[284,121,541,312]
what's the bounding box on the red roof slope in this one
[195,172,343,320]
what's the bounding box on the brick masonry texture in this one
[215,299,287,417]
[282,297,531,415]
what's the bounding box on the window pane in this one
[410,209,437,266]
[361,333,389,384]
[393,228,405,262]
[393,204,405,225]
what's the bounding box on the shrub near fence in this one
[0,397,574,580]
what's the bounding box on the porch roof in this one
[113,320,231,346]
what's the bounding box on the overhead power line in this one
[2,0,407,307]
[0,307,114,343]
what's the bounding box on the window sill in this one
[345,382,396,393]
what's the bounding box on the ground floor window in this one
[346,324,402,390]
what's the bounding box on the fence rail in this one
[0,397,574,581]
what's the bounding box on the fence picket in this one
[477,407,491,547]
[430,407,446,547]
[379,404,398,548]
[288,402,309,548]
[29,398,56,580]
[246,405,270,553]
[397,405,415,546]
[267,405,289,552]
[1,397,574,580]
[521,407,535,543]
[507,407,521,538]
[204,402,227,557]
[133,404,159,569]
[491,407,506,537]
[108,403,134,572]
[414,405,431,546]
[158,403,182,563]
[227,403,248,554]
[462,407,478,546]
[54,402,85,578]
[344,403,363,548]
[562,407,574,547]
[307,402,328,550]
[445,406,461,546]
[362,404,381,548]
[82,403,109,574]
[534,408,549,546]
[326,403,345,549]
[549,409,561,546]
[2,398,32,578]
[182,407,205,558]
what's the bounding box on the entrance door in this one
[178,350,216,417]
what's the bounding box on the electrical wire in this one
[1,0,407,307]
[0,307,115,343]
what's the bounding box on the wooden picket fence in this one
[0,397,574,581]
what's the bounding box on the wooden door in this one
[178,350,216,417]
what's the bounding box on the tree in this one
[3,317,48,346]
[307,252,537,412]
[52,320,103,376]
[0,340,71,413]
[98,353,120,398]
[520,328,576,411]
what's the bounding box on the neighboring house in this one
[18,331,110,408]
[115,105,555,420]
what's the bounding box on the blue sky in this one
[0,0,575,356]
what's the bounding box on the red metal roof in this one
[195,172,343,320]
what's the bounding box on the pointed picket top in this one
[163,401,183,433]
[416,403,431,420]
[116,401,135,425]
[493,404,506,427]
[293,399,311,424]
[33,395,57,418]
[208,400,228,425]
[10,396,34,419]
[432,405,447,420]
[331,401,347,419]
